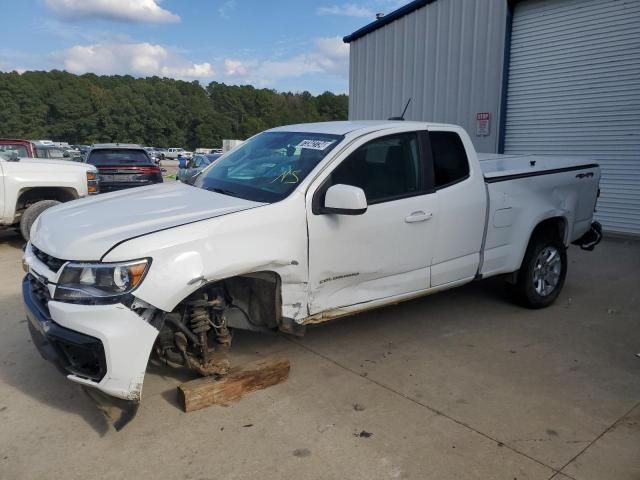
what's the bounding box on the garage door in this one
[504,0,640,235]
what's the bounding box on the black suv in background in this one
[85,144,163,192]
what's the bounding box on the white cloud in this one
[218,0,236,18]
[222,36,349,86]
[224,59,249,77]
[61,42,213,79]
[8,33,348,91]
[316,3,374,18]
[312,36,349,76]
[45,0,180,24]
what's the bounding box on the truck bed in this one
[477,152,600,280]
[478,153,598,182]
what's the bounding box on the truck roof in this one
[0,138,32,144]
[91,143,143,149]
[267,120,456,136]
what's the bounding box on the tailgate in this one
[98,165,159,183]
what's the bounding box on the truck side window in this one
[331,133,421,204]
[430,131,469,188]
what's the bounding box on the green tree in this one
[0,71,349,149]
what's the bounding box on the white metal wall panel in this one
[505,0,640,235]
[348,0,507,153]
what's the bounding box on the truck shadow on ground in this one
[1,279,515,433]
[152,278,515,411]
[0,230,25,250]
[308,278,515,348]
[0,296,112,436]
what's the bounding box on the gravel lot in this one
[0,230,638,480]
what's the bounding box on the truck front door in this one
[306,131,438,315]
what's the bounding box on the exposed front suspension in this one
[156,286,233,376]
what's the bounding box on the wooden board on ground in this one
[177,356,290,413]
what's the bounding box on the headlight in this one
[54,259,150,301]
[87,170,99,194]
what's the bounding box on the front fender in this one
[103,196,310,320]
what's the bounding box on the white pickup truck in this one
[22,121,601,427]
[0,155,99,240]
[163,147,193,160]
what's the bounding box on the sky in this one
[0,0,406,94]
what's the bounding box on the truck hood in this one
[30,182,265,261]
[20,157,95,170]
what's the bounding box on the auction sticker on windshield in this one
[296,139,336,150]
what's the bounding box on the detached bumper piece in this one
[82,388,140,432]
[572,221,603,251]
[24,275,107,382]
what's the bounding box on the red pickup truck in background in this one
[0,139,80,160]
[0,139,36,158]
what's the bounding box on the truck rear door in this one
[425,129,487,287]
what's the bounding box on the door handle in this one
[405,211,433,223]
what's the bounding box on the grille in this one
[32,245,66,272]
[28,274,52,316]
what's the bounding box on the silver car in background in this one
[178,153,221,184]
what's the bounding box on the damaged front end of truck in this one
[23,253,159,430]
[24,236,287,429]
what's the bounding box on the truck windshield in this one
[195,131,343,203]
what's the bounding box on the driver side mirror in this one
[321,184,367,215]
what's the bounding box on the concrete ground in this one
[160,158,179,181]
[0,230,638,480]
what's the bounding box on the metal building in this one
[344,0,640,235]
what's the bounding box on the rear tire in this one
[513,234,567,309]
[19,200,61,241]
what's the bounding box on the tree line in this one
[0,70,349,149]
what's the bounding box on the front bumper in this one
[23,275,159,402]
[25,276,107,382]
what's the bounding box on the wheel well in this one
[531,217,567,244]
[180,271,282,329]
[17,187,78,211]
[507,217,568,285]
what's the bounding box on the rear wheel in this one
[19,200,61,241]
[513,234,567,309]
